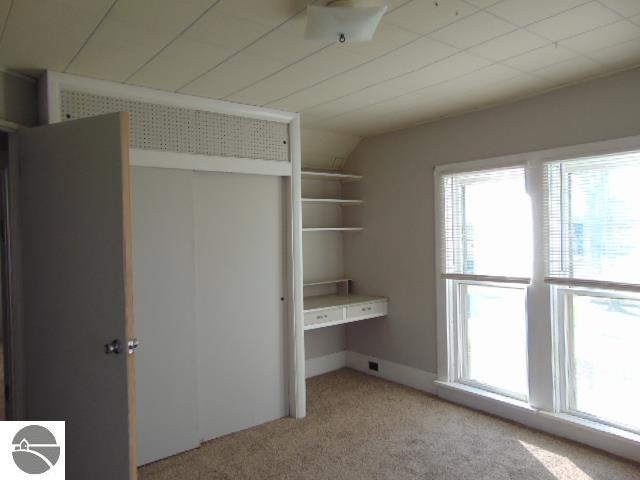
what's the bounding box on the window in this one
[441,167,531,400]
[437,144,640,442]
[545,151,640,433]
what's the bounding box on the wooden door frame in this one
[40,71,307,419]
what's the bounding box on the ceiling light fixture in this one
[304,0,388,44]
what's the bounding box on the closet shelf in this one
[304,278,352,287]
[302,198,363,206]
[302,227,363,232]
[301,170,362,182]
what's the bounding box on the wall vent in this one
[60,90,290,162]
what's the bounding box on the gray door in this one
[18,113,137,480]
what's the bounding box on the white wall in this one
[342,66,640,374]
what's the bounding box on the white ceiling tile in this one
[127,37,235,91]
[559,20,640,52]
[67,0,214,81]
[106,0,213,34]
[587,37,640,68]
[416,63,523,98]
[179,52,288,99]
[488,0,588,26]
[384,0,478,35]
[533,56,608,83]
[527,2,622,41]
[631,13,640,26]
[598,0,640,17]
[429,11,516,48]
[380,51,491,94]
[244,29,326,63]
[0,0,11,37]
[214,0,309,28]
[0,0,113,74]
[504,44,578,71]
[301,83,400,122]
[66,20,170,81]
[183,9,272,50]
[470,29,548,61]
[278,10,308,37]
[340,23,419,59]
[226,64,327,105]
[295,45,368,76]
[465,0,501,7]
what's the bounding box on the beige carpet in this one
[139,368,640,480]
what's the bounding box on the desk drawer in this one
[304,307,343,327]
[346,301,387,320]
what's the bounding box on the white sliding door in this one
[194,172,288,441]
[131,167,199,465]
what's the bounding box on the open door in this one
[18,113,137,480]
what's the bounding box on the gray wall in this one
[343,66,640,374]
[0,70,37,126]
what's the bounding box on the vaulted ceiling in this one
[1,0,639,137]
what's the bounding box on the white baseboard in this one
[345,351,437,394]
[305,351,347,378]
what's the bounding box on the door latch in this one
[128,338,140,355]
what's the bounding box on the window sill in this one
[538,411,640,445]
[434,380,536,413]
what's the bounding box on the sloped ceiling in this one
[0,0,639,138]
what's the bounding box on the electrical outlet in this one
[368,361,378,372]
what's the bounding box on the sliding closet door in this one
[131,167,199,465]
[194,172,288,441]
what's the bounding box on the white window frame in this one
[450,278,530,402]
[434,134,640,463]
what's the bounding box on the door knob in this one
[105,339,121,354]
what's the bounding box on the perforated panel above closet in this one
[60,90,290,162]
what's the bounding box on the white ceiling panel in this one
[183,9,272,50]
[428,11,515,49]
[588,37,640,68]
[504,44,578,71]
[383,0,478,35]
[214,0,309,28]
[300,83,401,123]
[632,14,640,26]
[127,37,235,91]
[0,0,113,75]
[488,0,588,27]
[244,29,326,63]
[67,0,214,81]
[598,0,640,17]
[559,19,640,52]
[340,23,419,59]
[379,52,491,94]
[465,0,501,7]
[226,63,328,105]
[295,45,369,77]
[469,29,548,61]
[527,2,622,41]
[533,56,607,83]
[179,52,288,98]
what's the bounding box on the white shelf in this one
[301,170,362,182]
[304,278,351,287]
[302,227,363,232]
[304,294,386,311]
[302,198,363,206]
